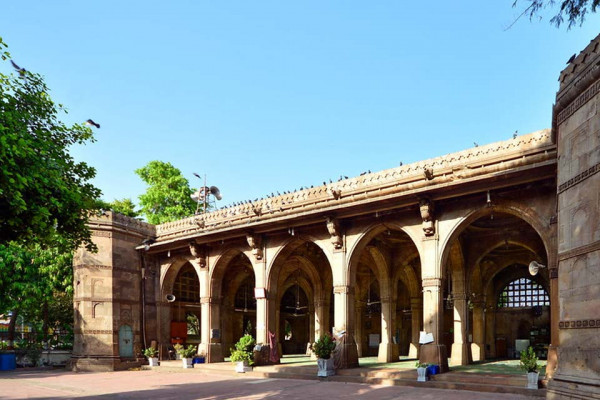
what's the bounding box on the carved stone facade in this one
[70,34,600,398]
[547,33,600,400]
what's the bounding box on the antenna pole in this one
[204,174,208,214]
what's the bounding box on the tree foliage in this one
[95,198,139,218]
[0,235,73,344]
[0,37,100,250]
[135,160,197,224]
[513,0,599,28]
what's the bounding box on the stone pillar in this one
[333,284,359,368]
[354,303,363,357]
[420,277,448,372]
[546,267,559,379]
[378,297,394,362]
[201,296,223,362]
[314,298,326,339]
[450,293,470,365]
[255,297,268,344]
[408,297,422,359]
[471,300,485,362]
[485,303,496,359]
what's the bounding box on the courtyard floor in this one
[0,367,538,400]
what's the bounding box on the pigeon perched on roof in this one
[566,53,576,64]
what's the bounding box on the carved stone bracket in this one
[419,198,435,236]
[190,243,207,268]
[326,217,343,250]
[246,234,263,260]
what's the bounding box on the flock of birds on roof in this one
[214,128,525,213]
[10,59,101,129]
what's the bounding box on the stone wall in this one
[548,33,600,399]
[69,212,155,372]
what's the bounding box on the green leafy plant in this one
[229,334,255,365]
[415,361,429,368]
[519,346,540,373]
[310,333,336,360]
[143,347,158,358]
[176,344,197,359]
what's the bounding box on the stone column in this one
[408,297,422,358]
[354,303,363,357]
[201,296,223,362]
[485,303,496,359]
[421,277,448,371]
[471,300,485,362]
[333,284,359,368]
[255,297,268,344]
[450,293,470,365]
[546,267,559,379]
[378,297,394,362]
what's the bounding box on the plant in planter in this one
[415,361,429,382]
[143,347,159,367]
[230,334,255,373]
[519,346,541,389]
[310,334,337,377]
[176,344,197,369]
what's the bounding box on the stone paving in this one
[0,368,537,400]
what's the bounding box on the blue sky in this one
[1,2,599,211]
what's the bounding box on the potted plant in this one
[143,347,159,367]
[415,361,428,382]
[175,344,197,369]
[520,346,541,389]
[310,333,337,377]
[230,334,255,373]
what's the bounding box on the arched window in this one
[173,264,199,302]
[497,278,549,308]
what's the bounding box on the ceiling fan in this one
[286,275,308,314]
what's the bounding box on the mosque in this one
[70,34,600,399]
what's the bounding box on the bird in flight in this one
[85,119,100,129]
[10,60,26,76]
[193,172,201,179]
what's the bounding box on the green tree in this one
[95,198,139,218]
[0,235,73,348]
[109,198,138,217]
[512,0,599,28]
[135,161,197,224]
[0,37,100,250]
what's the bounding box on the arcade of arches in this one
[71,34,600,399]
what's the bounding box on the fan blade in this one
[296,306,308,310]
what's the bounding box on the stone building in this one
[71,34,600,399]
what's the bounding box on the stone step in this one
[149,361,546,397]
[431,372,528,387]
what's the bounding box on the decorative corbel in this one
[246,234,263,260]
[326,217,343,249]
[189,242,207,268]
[419,198,435,236]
